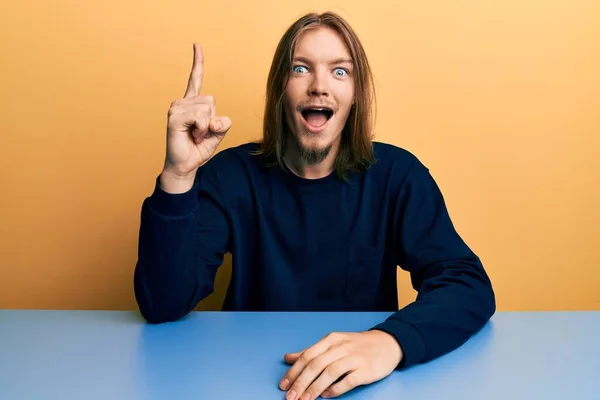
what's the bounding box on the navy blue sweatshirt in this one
[134,141,495,369]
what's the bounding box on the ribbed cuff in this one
[149,176,199,217]
[370,318,427,369]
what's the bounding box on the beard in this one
[291,132,333,166]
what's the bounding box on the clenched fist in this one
[160,43,232,193]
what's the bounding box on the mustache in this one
[296,102,337,112]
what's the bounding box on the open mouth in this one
[300,106,334,129]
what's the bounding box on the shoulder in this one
[366,141,442,199]
[204,142,262,168]
[371,141,428,177]
[370,142,450,207]
[373,141,416,162]
[198,142,263,178]
[195,142,265,206]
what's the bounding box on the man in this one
[134,11,495,400]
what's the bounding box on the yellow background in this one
[1,0,599,311]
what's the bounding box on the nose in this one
[307,70,329,97]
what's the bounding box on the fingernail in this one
[300,393,310,400]
[322,390,331,398]
[280,378,289,390]
[286,390,297,400]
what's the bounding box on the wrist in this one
[159,168,196,194]
[370,329,404,365]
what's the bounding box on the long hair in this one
[255,11,377,181]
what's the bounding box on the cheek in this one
[285,79,305,99]
[282,91,296,118]
[282,90,299,130]
[337,96,354,118]
[283,87,302,116]
[334,84,355,111]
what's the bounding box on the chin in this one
[295,126,332,148]
[290,124,340,165]
[298,130,326,144]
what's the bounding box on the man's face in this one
[283,27,355,165]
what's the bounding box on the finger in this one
[321,371,363,399]
[284,351,302,365]
[209,116,232,134]
[168,96,210,117]
[173,95,216,106]
[280,333,342,392]
[169,101,214,118]
[280,343,327,391]
[192,112,211,141]
[184,43,204,98]
[172,109,209,141]
[175,95,215,119]
[304,358,356,400]
[281,332,347,390]
[289,351,348,400]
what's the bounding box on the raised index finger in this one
[184,43,204,98]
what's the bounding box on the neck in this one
[283,137,339,180]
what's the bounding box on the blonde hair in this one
[256,11,377,181]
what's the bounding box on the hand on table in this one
[279,330,403,399]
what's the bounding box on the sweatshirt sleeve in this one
[133,162,230,323]
[371,158,496,369]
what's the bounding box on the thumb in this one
[209,116,232,134]
[284,351,302,364]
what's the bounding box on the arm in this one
[133,164,230,324]
[372,159,496,368]
[274,157,494,399]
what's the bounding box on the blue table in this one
[0,310,598,399]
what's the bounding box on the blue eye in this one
[293,66,308,73]
[334,68,348,76]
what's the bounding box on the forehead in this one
[294,26,351,60]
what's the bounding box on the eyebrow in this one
[293,56,353,66]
